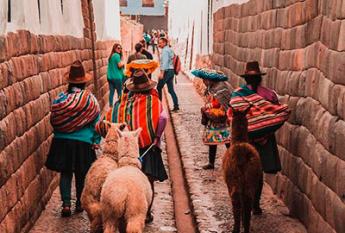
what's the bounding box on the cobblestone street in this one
[29,141,176,233]
[166,74,308,233]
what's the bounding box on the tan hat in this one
[126,69,157,92]
[66,60,92,84]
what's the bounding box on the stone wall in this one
[0,31,113,233]
[120,17,144,59]
[212,0,345,232]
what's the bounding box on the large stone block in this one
[333,120,345,160]
[328,50,345,85]
[9,55,39,82]
[0,36,7,63]
[0,113,16,150]
[338,20,345,51]
[335,159,345,200]
[306,16,322,45]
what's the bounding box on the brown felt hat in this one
[126,69,157,92]
[240,61,266,78]
[66,60,92,84]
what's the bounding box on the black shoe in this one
[145,212,154,224]
[75,200,84,213]
[61,206,71,217]
[172,106,180,112]
[253,206,263,215]
[202,164,215,170]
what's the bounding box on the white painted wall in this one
[0,0,84,37]
[93,0,121,40]
[213,0,250,12]
[169,0,250,70]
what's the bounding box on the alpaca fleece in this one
[101,128,152,233]
[81,122,126,233]
[223,106,262,233]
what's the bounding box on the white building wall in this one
[169,0,250,70]
[93,0,121,40]
[0,0,85,38]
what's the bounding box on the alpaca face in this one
[103,122,128,156]
[116,128,142,160]
[230,104,251,142]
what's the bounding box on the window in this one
[61,0,63,13]
[142,0,154,7]
[120,0,128,7]
[7,0,11,22]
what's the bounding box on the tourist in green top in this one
[107,43,125,107]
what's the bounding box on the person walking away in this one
[107,43,125,107]
[46,61,101,217]
[192,69,232,169]
[99,69,168,223]
[140,39,153,60]
[143,32,151,48]
[231,61,287,215]
[127,42,147,64]
[157,37,179,111]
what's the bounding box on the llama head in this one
[102,121,128,161]
[116,128,142,169]
[229,104,252,142]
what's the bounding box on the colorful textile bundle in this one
[108,89,162,148]
[191,68,228,81]
[228,85,290,138]
[51,89,100,133]
[125,59,159,77]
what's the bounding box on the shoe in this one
[253,206,263,215]
[75,200,84,213]
[172,107,180,112]
[61,206,71,217]
[202,164,215,170]
[145,212,154,224]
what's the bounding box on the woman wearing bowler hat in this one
[46,61,101,217]
[232,61,282,215]
[98,69,168,223]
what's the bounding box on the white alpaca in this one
[81,122,127,233]
[101,128,153,233]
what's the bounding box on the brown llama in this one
[222,105,263,233]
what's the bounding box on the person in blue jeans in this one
[107,43,125,107]
[157,37,179,111]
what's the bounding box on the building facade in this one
[120,0,168,31]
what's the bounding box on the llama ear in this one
[133,128,142,137]
[119,123,127,131]
[116,128,124,138]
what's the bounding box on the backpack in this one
[173,55,181,75]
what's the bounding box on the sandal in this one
[145,212,154,224]
[202,164,215,170]
[61,206,71,217]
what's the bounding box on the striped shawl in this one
[109,89,162,148]
[228,85,290,138]
[50,88,100,133]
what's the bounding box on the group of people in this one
[44,30,288,228]
[143,30,167,55]
[193,61,289,215]
[45,35,179,222]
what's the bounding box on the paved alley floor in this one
[29,141,176,233]
[166,73,307,233]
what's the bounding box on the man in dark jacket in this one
[140,39,153,60]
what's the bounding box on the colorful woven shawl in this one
[109,89,162,148]
[228,85,290,138]
[51,88,100,133]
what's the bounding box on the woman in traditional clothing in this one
[46,61,101,217]
[107,43,125,107]
[97,69,168,223]
[229,61,290,215]
[192,69,232,170]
